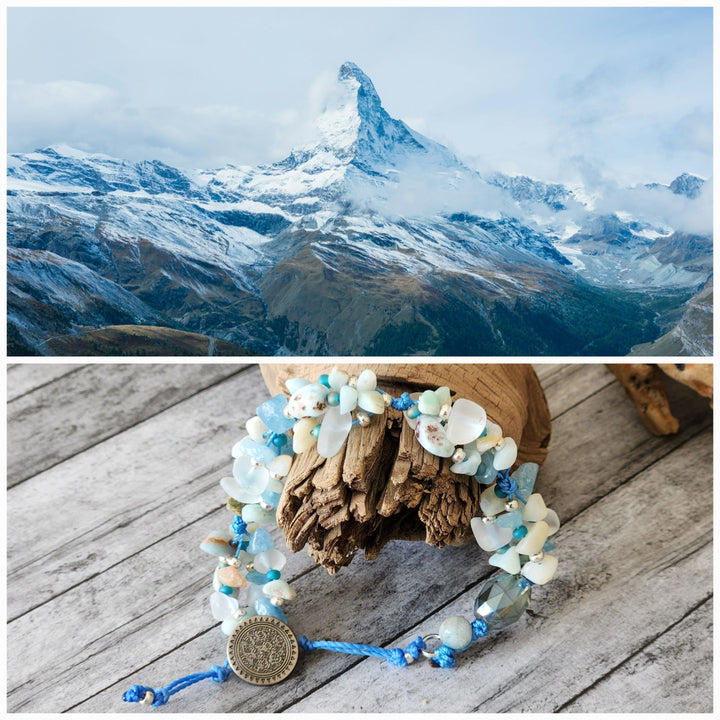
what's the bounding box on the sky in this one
[6,7,713,188]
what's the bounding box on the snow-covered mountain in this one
[7,62,712,355]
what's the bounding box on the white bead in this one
[339,385,358,414]
[262,579,296,600]
[414,415,455,457]
[246,416,268,443]
[292,417,318,453]
[254,549,286,573]
[480,486,507,516]
[522,493,548,522]
[286,383,329,418]
[356,369,377,392]
[470,516,514,551]
[317,406,352,458]
[210,591,238,621]
[450,444,482,475]
[515,520,549,555]
[544,508,561,536]
[489,546,521,574]
[435,386,452,407]
[521,553,558,585]
[476,420,503,453]
[285,377,310,394]
[358,389,385,415]
[493,437,518,470]
[266,454,292,478]
[329,366,349,390]
[446,398,487,446]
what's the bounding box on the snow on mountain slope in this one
[6,62,713,356]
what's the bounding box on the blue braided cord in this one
[390,392,415,411]
[298,635,427,668]
[495,470,526,504]
[122,660,232,707]
[472,618,488,640]
[430,645,456,668]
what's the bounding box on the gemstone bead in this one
[266,454,292,477]
[232,437,276,464]
[317,406,353,458]
[439,616,473,651]
[418,389,441,416]
[470,517,514,551]
[356,369,377,392]
[262,579,296,600]
[286,383,329,418]
[210,591,238,621]
[329,367,349,390]
[339,385,359,414]
[257,394,295,433]
[489,546,521,575]
[246,415,268,443]
[496,509,523,528]
[474,574,531,630]
[285,377,310,394]
[241,504,276,525]
[522,493,548,522]
[200,529,235,557]
[480,486,507,516]
[247,527,274,553]
[254,596,288,623]
[512,462,538,498]
[358,390,385,415]
[435,386,452,407]
[221,614,247,636]
[515,520,549,555]
[476,420,503,453]
[446,398,487,446]
[493,438,518,470]
[292,417,318,453]
[254,548,286,573]
[521,553,558,585]
[414,415,455,457]
[474,453,498,485]
[544,509,561,536]
[217,565,247,588]
[450,444,482,475]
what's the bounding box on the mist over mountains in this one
[7,62,712,356]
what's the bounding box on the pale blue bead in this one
[261,490,282,508]
[236,436,276,464]
[221,615,244,636]
[246,569,268,585]
[247,527,274,554]
[242,503,276,524]
[542,540,556,552]
[512,462,538,498]
[210,591,238,621]
[286,378,310,394]
[475,453,498,484]
[254,596,288,623]
[200,529,234,557]
[257,394,295,434]
[439,616,473,651]
[496,509,523,528]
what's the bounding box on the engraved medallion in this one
[227,615,298,685]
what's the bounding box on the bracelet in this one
[123,368,559,707]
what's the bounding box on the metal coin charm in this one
[227,615,299,685]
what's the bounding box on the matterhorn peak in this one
[337,61,383,117]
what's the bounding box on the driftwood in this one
[260,364,551,572]
[609,363,713,436]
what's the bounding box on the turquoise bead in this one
[319,374,331,388]
[246,569,268,585]
[494,485,507,498]
[219,585,234,596]
[311,424,321,439]
[407,405,421,419]
[327,391,340,406]
[513,525,528,540]
[266,569,281,581]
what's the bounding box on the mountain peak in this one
[670,172,705,199]
[337,61,382,115]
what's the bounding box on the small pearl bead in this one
[505,500,519,511]
[452,448,466,463]
[357,411,371,427]
[530,551,545,562]
[270,597,284,607]
[348,376,358,388]
[482,515,495,524]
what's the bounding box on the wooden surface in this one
[6,363,713,713]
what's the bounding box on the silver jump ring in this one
[420,633,441,659]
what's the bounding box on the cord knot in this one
[387,648,408,667]
[472,618,488,640]
[209,661,232,682]
[151,687,170,706]
[430,644,456,668]
[122,685,154,704]
[390,392,414,411]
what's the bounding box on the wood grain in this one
[5,363,712,713]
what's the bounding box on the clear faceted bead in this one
[474,573,531,630]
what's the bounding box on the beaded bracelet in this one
[123,368,560,707]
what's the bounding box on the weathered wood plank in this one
[536,363,614,418]
[559,597,712,713]
[281,429,712,713]
[6,363,86,401]
[6,367,266,619]
[7,363,249,487]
